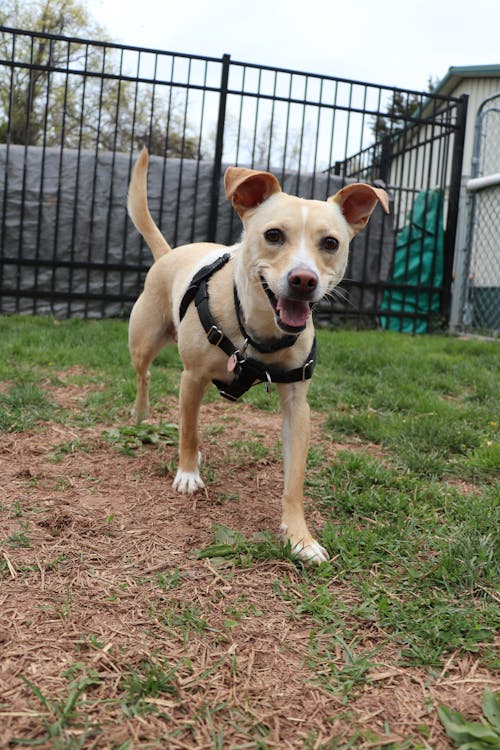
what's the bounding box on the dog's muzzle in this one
[260,276,314,333]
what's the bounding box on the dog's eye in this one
[264,228,285,245]
[321,236,339,252]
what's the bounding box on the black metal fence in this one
[0,26,468,331]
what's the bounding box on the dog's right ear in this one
[224,167,281,217]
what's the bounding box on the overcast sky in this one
[86,0,499,92]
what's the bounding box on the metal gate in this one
[462,93,500,333]
[0,27,467,327]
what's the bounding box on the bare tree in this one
[0,0,201,157]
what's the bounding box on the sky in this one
[86,0,500,93]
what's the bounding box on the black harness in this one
[178,253,316,401]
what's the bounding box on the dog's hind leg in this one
[172,369,209,493]
[128,293,172,422]
[277,382,329,564]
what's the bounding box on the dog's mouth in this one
[260,277,312,333]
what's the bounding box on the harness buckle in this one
[264,370,272,393]
[302,359,315,380]
[218,389,239,402]
[207,325,224,346]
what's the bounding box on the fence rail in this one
[0,26,468,331]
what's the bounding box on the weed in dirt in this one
[438,688,500,749]
[197,523,297,567]
[120,656,179,716]
[87,634,106,650]
[215,489,241,504]
[191,702,271,749]
[12,500,24,517]
[102,422,178,456]
[156,567,181,589]
[227,437,270,463]
[153,599,211,640]
[291,582,349,627]
[224,596,263,627]
[18,673,102,748]
[50,439,91,462]
[5,519,31,548]
[308,632,379,700]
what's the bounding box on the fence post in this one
[208,53,231,243]
[441,93,468,323]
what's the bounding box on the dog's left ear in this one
[329,183,390,236]
[224,167,281,217]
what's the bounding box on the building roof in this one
[435,64,500,96]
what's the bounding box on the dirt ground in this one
[0,375,496,748]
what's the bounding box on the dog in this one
[127,148,388,563]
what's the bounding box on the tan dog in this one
[127,148,388,563]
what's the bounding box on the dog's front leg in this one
[173,369,208,494]
[277,382,329,564]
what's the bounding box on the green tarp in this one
[381,189,444,333]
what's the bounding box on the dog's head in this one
[225,167,389,335]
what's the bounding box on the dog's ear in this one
[224,167,281,217]
[329,183,389,236]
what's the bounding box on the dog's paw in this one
[281,524,329,565]
[292,539,329,565]
[172,469,205,494]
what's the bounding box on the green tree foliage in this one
[371,77,438,140]
[0,0,201,157]
[371,90,423,139]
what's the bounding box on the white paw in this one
[292,539,329,565]
[281,524,329,565]
[172,469,205,494]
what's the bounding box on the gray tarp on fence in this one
[0,145,393,318]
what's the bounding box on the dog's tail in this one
[127,147,172,261]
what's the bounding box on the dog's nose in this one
[288,268,319,295]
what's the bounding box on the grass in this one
[1,315,499,747]
[20,673,102,748]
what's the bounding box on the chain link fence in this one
[462,93,500,333]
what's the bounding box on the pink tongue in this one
[276,297,311,328]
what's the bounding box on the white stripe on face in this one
[291,205,320,277]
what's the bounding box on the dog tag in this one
[227,354,238,373]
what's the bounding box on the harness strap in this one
[178,254,317,401]
[194,277,236,358]
[179,253,231,323]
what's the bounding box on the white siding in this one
[387,76,500,229]
[448,77,500,177]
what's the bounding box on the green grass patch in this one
[304,449,499,666]
[311,330,500,481]
[0,315,181,427]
